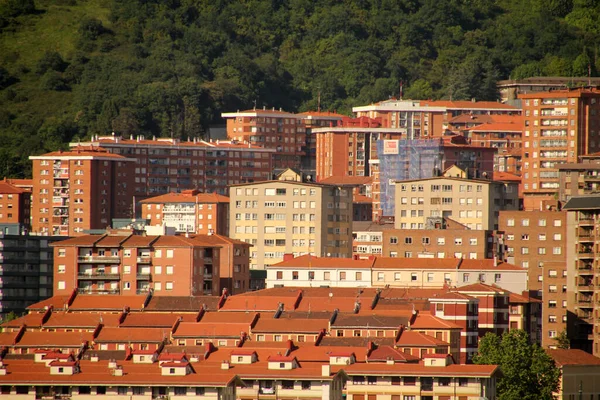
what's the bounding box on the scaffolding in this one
[377,138,444,217]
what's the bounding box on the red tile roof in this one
[0,181,25,194]
[43,312,121,328]
[493,171,521,182]
[465,122,523,132]
[120,313,196,328]
[319,176,373,186]
[367,346,420,363]
[173,322,249,338]
[343,361,498,377]
[69,295,149,311]
[421,100,519,110]
[94,327,168,343]
[200,312,259,324]
[547,349,600,366]
[16,331,90,347]
[396,331,448,347]
[409,314,462,330]
[271,254,375,269]
[34,147,130,159]
[354,194,373,204]
[455,282,508,293]
[251,318,328,334]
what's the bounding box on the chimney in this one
[493,256,498,267]
[221,360,231,370]
[283,253,295,261]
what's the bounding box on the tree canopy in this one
[474,330,561,400]
[1,0,600,177]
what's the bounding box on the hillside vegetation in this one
[0,0,599,177]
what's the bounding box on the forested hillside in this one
[0,0,598,177]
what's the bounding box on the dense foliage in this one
[474,330,561,400]
[1,0,599,177]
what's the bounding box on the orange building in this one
[0,179,31,229]
[51,232,251,297]
[464,118,523,174]
[297,111,345,171]
[73,135,275,198]
[29,147,135,236]
[140,190,229,236]
[222,108,305,170]
[519,88,600,210]
[314,116,404,181]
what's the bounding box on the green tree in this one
[553,330,570,349]
[474,330,561,400]
[0,0,35,18]
[405,79,434,100]
[0,311,18,323]
[36,51,67,75]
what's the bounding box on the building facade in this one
[519,88,600,210]
[229,169,354,269]
[29,147,135,237]
[0,180,31,231]
[140,190,230,236]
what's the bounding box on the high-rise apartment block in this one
[497,210,567,349]
[52,232,251,297]
[29,147,135,236]
[229,169,354,269]
[73,135,275,197]
[563,195,600,355]
[140,190,229,236]
[464,118,523,174]
[519,88,600,210]
[558,158,600,202]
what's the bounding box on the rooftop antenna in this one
[253,99,257,111]
[317,86,321,112]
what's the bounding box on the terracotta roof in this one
[145,296,219,312]
[429,292,475,302]
[396,331,449,347]
[509,292,542,304]
[173,322,249,338]
[354,194,373,204]
[319,176,373,186]
[120,313,196,328]
[352,221,395,232]
[94,235,131,247]
[16,331,90,347]
[78,137,272,151]
[270,254,375,269]
[319,336,396,347]
[1,312,45,328]
[140,192,229,204]
[69,295,149,311]
[373,257,460,270]
[332,314,408,329]
[297,111,346,119]
[455,282,508,293]
[493,171,521,182]
[94,327,168,343]
[50,235,105,247]
[251,318,327,334]
[0,181,25,194]
[200,312,259,324]
[32,147,130,159]
[43,312,121,328]
[26,295,72,311]
[547,349,600,366]
[120,235,159,248]
[367,346,420,363]
[0,359,238,386]
[409,314,462,330]
[0,331,18,346]
[421,100,519,110]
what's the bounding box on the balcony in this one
[579,216,596,225]
[204,257,213,264]
[78,256,120,263]
[136,256,151,264]
[136,273,151,280]
[577,282,595,291]
[78,272,120,280]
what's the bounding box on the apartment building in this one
[352,221,394,258]
[222,108,305,170]
[140,190,229,235]
[464,118,523,174]
[266,255,527,294]
[0,179,31,230]
[297,111,345,172]
[519,88,600,210]
[557,158,600,202]
[394,175,519,231]
[29,147,135,237]
[382,226,495,260]
[313,117,404,181]
[52,232,250,297]
[353,98,519,138]
[498,77,600,103]
[73,135,275,197]
[563,195,600,356]
[229,169,354,269]
[0,234,66,319]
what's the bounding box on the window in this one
[282,381,294,390]
[403,377,416,386]
[58,265,66,274]
[57,281,66,290]
[174,387,187,396]
[405,237,412,244]
[355,272,362,281]
[411,273,417,281]
[324,272,330,280]
[377,272,384,281]
[165,282,173,290]
[458,378,468,387]
[554,219,562,227]
[390,236,398,244]
[439,378,450,386]
[308,271,314,280]
[339,271,346,280]
[553,247,562,255]
[166,266,174,275]
[422,237,430,245]
[463,274,470,283]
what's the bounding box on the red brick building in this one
[29,147,135,236]
[140,190,230,236]
[0,179,31,229]
[464,118,523,174]
[519,88,600,210]
[51,232,251,297]
[73,135,275,197]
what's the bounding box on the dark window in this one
[282,381,294,389]
[391,376,401,385]
[301,381,311,390]
[353,376,365,385]
[439,378,451,386]
[174,387,187,395]
[79,387,91,395]
[459,378,469,387]
[421,377,433,391]
[196,388,205,395]
[132,387,144,395]
[404,377,416,386]
[2,387,11,395]
[16,387,29,395]
[117,387,128,395]
[96,387,106,395]
[367,376,377,385]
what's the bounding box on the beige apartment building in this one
[394,175,519,231]
[229,169,355,269]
